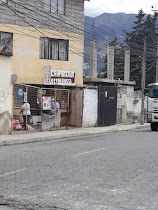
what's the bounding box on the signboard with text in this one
[44,67,76,86]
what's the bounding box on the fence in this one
[41,88,70,130]
[13,84,69,132]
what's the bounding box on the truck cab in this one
[147,83,158,131]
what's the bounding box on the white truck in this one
[147,83,158,131]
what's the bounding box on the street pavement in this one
[1,126,158,209]
[0,123,149,147]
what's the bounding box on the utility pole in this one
[89,21,97,79]
[141,37,146,125]
[156,41,158,82]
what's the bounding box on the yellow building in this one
[0,0,89,87]
[0,0,89,134]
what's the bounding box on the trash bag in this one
[27,124,33,130]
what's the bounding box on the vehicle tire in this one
[151,123,157,131]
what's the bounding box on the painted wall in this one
[117,86,127,124]
[82,88,98,127]
[0,56,13,134]
[0,24,84,87]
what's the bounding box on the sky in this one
[84,0,158,17]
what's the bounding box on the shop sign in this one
[44,66,76,86]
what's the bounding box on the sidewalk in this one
[0,123,150,147]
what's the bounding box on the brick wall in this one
[0,0,85,34]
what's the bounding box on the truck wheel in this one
[151,123,157,131]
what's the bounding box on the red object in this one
[12,119,22,130]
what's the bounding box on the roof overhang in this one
[84,78,135,86]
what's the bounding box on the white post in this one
[89,40,97,79]
[124,50,130,82]
[107,45,114,80]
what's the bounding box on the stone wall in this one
[0,0,84,34]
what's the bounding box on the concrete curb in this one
[0,124,150,147]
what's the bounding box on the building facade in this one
[0,0,88,86]
[0,0,89,134]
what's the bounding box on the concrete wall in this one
[126,86,141,122]
[117,85,142,124]
[0,56,13,134]
[117,86,127,124]
[82,88,98,127]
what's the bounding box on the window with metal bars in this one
[0,31,13,56]
[44,0,65,15]
[40,37,69,61]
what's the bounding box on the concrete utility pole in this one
[89,21,97,79]
[107,45,114,80]
[124,49,130,82]
[89,40,97,79]
[156,41,158,82]
[141,37,146,125]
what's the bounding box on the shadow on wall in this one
[0,111,12,135]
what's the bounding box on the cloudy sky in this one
[84,0,158,17]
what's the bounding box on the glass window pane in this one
[40,38,45,59]
[59,40,68,61]
[150,86,158,98]
[1,32,11,39]
[58,0,65,14]
[51,0,57,13]
[44,0,50,12]
[0,0,7,4]
[44,38,49,59]
[52,40,59,59]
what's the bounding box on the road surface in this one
[0,128,158,209]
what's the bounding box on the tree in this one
[124,10,158,88]
[98,9,158,88]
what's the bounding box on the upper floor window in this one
[44,0,65,15]
[40,37,69,61]
[0,32,13,56]
[0,0,8,4]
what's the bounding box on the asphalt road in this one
[0,128,158,210]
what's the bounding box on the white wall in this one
[126,86,141,114]
[82,88,98,127]
[0,56,13,134]
[117,85,143,123]
[117,85,127,124]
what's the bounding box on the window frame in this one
[0,31,13,56]
[45,0,66,15]
[40,37,69,61]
